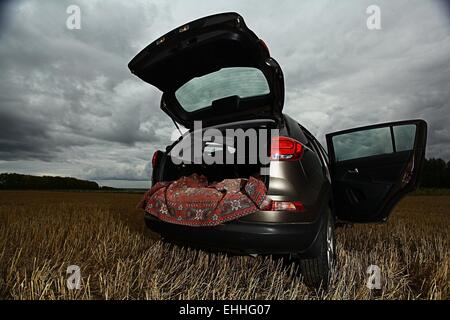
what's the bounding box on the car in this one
[128,12,427,288]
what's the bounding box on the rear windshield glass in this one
[175,67,270,112]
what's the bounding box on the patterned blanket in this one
[138,173,269,226]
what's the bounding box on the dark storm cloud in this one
[260,0,450,160]
[0,0,449,186]
[0,108,52,161]
[0,0,174,175]
[0,1,14,32]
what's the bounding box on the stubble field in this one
[0,191,448,300]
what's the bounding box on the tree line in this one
[0,173,103,190]
[1,158,450,190]
[420,158,450,188]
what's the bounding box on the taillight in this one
[269,201,305,212]
[152,150,161,168]
[271,136,304,161]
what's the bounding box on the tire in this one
[298,209,335,289]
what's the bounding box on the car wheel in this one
[298,209,335,289]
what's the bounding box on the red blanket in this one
[138,173,269,226]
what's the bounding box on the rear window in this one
[175,67,270,112]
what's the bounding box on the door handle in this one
[347,168,359,174]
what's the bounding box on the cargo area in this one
[154,120,278,187]
[139,120,278,226]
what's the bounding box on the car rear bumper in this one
[144,212,325,257]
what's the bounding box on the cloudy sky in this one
[0,0,449,188]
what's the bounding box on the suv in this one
[129,12,427,288]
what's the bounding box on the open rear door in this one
[326,120,427,223]
[128,12,284,129]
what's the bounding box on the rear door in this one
[128,12,284,128]
[326,120,427,223]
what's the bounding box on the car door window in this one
[393,124,416,152]
[332,127,394,162]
